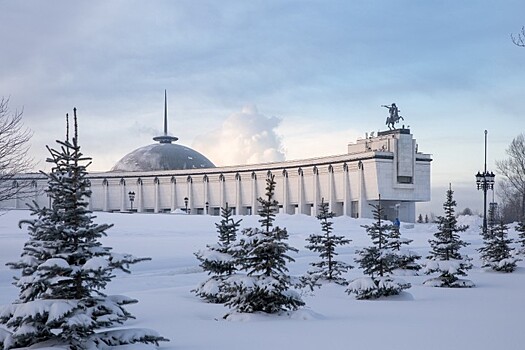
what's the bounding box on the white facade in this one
[3,129,431,222]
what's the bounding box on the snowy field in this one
[1,210,524,350]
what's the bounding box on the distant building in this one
[2,96,431,222]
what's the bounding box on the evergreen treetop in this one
[257,174,279,233]
[215,203,241,247]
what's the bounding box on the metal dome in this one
[111,90,216,172]
[111,143,215,172]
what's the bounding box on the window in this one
[397,176,413,184]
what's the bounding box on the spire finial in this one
[164,89,168,136]
[153,90,178,144]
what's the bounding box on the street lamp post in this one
[475,130,496,235]
[184,197,188,214]
[128,191,135,212]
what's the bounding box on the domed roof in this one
[111,91,216,172]
[111,143,215,172]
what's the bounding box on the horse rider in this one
[382,103,400,121]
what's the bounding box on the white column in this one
[358,161,366,219]
[251,172,257,215]
[119,178,126,212]
[219,174,225,209]
[203,175,209,215]
[235,173,242,215]
[103,179,109,212]
[328,165,335,213]
[282,169,289,214]
[137,178,144,213]
[187,176,193,214]
[312,166,319,216]
[343,163,350,216]
[154,177,160,213]
[297,168,305,215]
[170,177,177,212]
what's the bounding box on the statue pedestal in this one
[378,128,410,137]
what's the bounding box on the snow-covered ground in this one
[1,210,524,350]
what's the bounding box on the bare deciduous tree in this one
[496,133,525,221]
[0,97,35,203]
[511,26,525,47]
[496,181,522,223]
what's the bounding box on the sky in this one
[1,0,524,214]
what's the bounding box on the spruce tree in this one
[222,175,304,316]
[478,220,519,272]
[0,110,167,349]
[346,197,410,300]
[303,199,352,287]
[425,214,429,223]
[388,224,421,274]
[417,214,423,223]
[423,185,474,288]
[193,203,241,303]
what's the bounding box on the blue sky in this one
[1,0,524,214]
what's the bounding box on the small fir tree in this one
[303,199,352,288]
[478,220,519,272]
[388,224,421,274]
[222,175,304,316]
[424,214,429,223]
[193,203,242,303]
[423,185,474,288]
[346,197,410,300]
[0,110,167,350]
[417,214,423,223]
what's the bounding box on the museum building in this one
[3,97,432,222]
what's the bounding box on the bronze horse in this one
[382,103,404,130]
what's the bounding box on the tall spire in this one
[164,89,168,135]
[153,90,178,144]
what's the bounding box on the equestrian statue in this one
[381,103,404,130]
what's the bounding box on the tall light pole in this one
[475,130,495,235]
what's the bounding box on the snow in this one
[82,257,109,271]
[424,259,470,275]
[39,258,70,270]
[1,210,525,349]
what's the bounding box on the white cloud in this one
[193,105,285,166]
